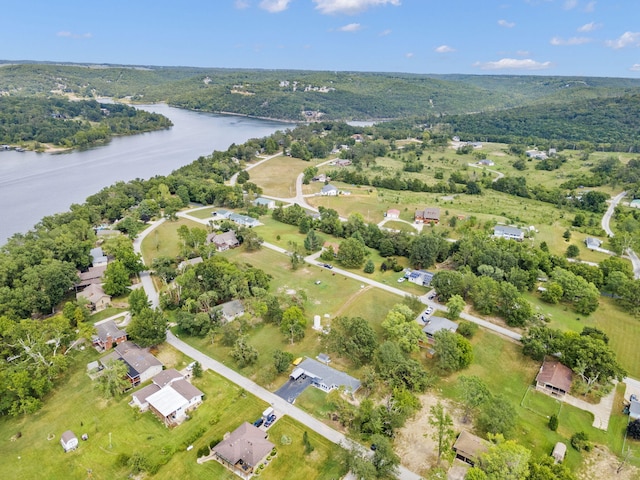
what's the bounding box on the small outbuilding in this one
[60,430,79,452]
[452,430,489,466]
[552,442,567,464]
[386,209,400,219]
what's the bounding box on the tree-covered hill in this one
[0,96,172,148]
[3,62,640,122]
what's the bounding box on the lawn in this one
[140,217,203,265]
[0,344,345,480]
[524,293,640,378]
[437,330,636,471]
[248,155,323,198]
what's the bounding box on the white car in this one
[397,277,406,283]
[425,307,433,315]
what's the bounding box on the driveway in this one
[274,376,313,403]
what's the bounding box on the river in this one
[0,104,290,244]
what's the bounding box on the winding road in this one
[600,190,640,278]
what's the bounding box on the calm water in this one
[0,104,289,244]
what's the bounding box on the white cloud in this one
[630,64,640,72]
[563,0,578,10]
[56,31,92,39]
[605,32,640,49]
[379,29,392,36]
[550,36,591,46]
[405,52,414,58]
[474,58,552,71]
[435,45,455,53]
[313,0,400,15]
[339,23,362,32]
[498,19,515,28]
[259,0,292,13]
[235,0,250,8]
[577,22,600,33]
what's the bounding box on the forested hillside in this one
[3,63,640,123]
[0,96,172,148]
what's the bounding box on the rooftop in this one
[536,357,573,393]
[213,422,274,468]
[298,357,361,393]
[422,316,458,337]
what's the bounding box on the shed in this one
[552,442,567,463]
[60,430,79,452]
[290,367,305,380]
[630,399,640,421]
[452,430,489,466]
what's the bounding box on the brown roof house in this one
[414,207,440,224]
[60,430,79,453]
[452,430,489,466]
[536,357,573,398]
[207,231,240,252]
[76,265,106,288]
[76,283,111,311]
[92,319,127,351]
[211,422,275,476]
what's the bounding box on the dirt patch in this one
[155,344,183,369]
[333,285,373,318]
[395,391,467,476]
[577,445,639,480]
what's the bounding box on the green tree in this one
[409,234,449,270]
[128,288,150,316]
[478,396,516,437]
[231,335,258,367]
[565,244,580,258]
[364,259,375,274]
[302,430,314,455]
[458,375,490,422]
[324,316,378,367]
[337,237,366,268]
[103,260,131,296]
[381,304,424,353]
[303,229,321,252]
[476,435,531,480]
[273,349,294,374]
[541,282,563,304]
[446,294,465,320]
[191,361,203,378]
[428,401,455,466]
[127,308,166,347]
[433,330,473,372]
[548,414,558,431]
[370,434,400,479]
[96,359,130,397]
[280,306,307,344]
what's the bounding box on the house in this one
[584,237,602,250]
[422,316,458,342]
[452,430,489,466]
[414,207,440,224]
[146,378,204,426]
[312,173,327,183]
[76,265,106,288]
[92,320,127,351]
[334,159,352,167]
[211,422,275,476]
[60,430,79,453]
[253,197,276,209]
[212,209,232,219]
[477,159,495,166]
[76,283,111,311]
[101,341,163,387]
[526,149,548,160]
[386,209,400,219]
[536,357,573,398]
[90,247,108,267]
[178,256,203,271]
[629,399,640,421]
[207,231,240,251]
[217,299,245,322]
[552,442,567,464]
[493,225,524,241]
[229,213,260,227]
[292,357,361,394]
[321,184,339,196]
[407,270,433,286]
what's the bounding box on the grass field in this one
[0,344,344,480]
[140,217,203,265]
[248,155,325,198]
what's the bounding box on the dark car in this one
[253,418,264,428]
[264,414,277,427]
[323,263,333,269]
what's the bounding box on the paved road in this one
[167,331,422,480]
[467,162,505,182]
[601,191,626,237]
[132,218,166,309]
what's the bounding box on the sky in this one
[3,0,640,78]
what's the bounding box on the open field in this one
[248,156,326,198]
[140,217,203,265]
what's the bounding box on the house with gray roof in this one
[320,184,339,196]
[584,237,603,250]
[422,316,459,342]
[208,230,240,251]
[212,209,232,219]
[92,319,127,351]
[216,299,245,322]
[253,197,276,209]
[229,213,260,227]
[293,357,360,394]
[101,341,163,387]
[407,270,433,286]
[493,225,524,241]
[90,247,108,267]
[178,256,203,271]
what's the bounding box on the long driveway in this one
[600,191,640,278]
[166,331,422,480]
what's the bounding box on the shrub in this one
[457,321,478,338]
[115,453,130,467]
[197,445,210,458]
[571,431,591,452]
[548,414,558,431]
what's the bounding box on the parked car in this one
[315,280,321,285]
[265,414,277,427]
[323,263,333,269]
[253,418,264,428]
[397,277,406,283]
[425,307,433,315]
[428,292,436,300]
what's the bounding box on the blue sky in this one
[3,0,640,77]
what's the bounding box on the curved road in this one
[467,162,505,182]
[600,191,640,278]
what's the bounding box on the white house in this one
[60,430,79,452]
[386,209,400,219]
[407,270,433,286]
[493,225,524,241]
[320,184,339,196]
[584,237,602,250]
[253,197,276,209]
[146,378,204,426]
